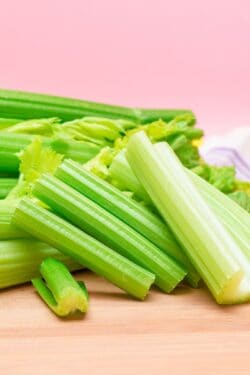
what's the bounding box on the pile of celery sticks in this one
[0,89,249,317]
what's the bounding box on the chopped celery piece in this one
[33,174,186,292]
[0,239,81,288]
[32,258,88,317]
[55,159,199,287]
[12,198,155,300]
[126,132,250,304]
[0,178,17,198]
[0,89,194,123]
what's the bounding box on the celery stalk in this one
[32,258,88,316]
[110,148,250,279]
[0,200,29,239]
[0,89,194,123]
[0,132,102,167]
[106,150,200,286]
[0,239,82,288]
[109,150,151,203]
[0,178,17,198]
[126,132,250,304]
[12,198,155,299]
[56,160,180,255]
[33,174,186,292]
[55,159,199,287]
[188,171,250,259]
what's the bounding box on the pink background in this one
[0,0,250,134]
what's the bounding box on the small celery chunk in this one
[32,258,88,317]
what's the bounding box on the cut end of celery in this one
[32,277,89,317]
[54,283,89,316]
[215,271,250,305]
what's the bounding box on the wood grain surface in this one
[0,270,249,375]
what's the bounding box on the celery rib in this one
[0,239,82,289]
[12,198,155,300]
[126,132,250,304]
[0,132,102,167]
[56,160,183,264]
[0,178,17,199]
[0,201,29,240]
[33,174,186,292]
[0,89,194,123]
[107,150,200,287]
[32,258,89,317]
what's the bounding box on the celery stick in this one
[0,239,81,288]
[0,178,17,198]
[12,198,155,299]
[188,171,250,259]
[0,132,32,153]
[110,148,250,279]
[32,258,88,316]
[0,89,194,123]
[0,201,29,240]
[50,138,101,163]
[109,150,151,203]
[56,159,200,287]
[127,132,250,304]
[108,151,201,286]
[0,132,101,166]
[33,174,186,292]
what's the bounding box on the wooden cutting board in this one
[0,270,249,375]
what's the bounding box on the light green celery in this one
[188,172,250,254]
[0,118,21,130]
[109,149,250,276]
[0,89,194,123]
[58,117,137,146]
[50,138,101,164]
[32,258,88,317]
[0,178,17,199]
[0,132,102,167]
[33,174,186,292]
[5,117,60,135]
[126,132,250,304]
[13,198,155,300]
[105,150,200,286]
[0,239,81,288]
[0,132,32,153]
[109,150,151,203]
[0,200,29,239]
[56,159,199,287]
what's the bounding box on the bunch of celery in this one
[1,138,186,299]
[1,89,250,317]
